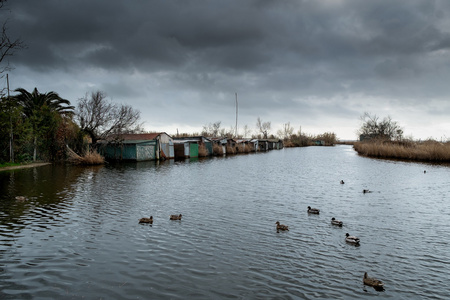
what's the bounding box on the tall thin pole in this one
[235,92,238,138]
[7,74,13,162]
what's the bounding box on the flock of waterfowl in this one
[275,180,385,291]
[138,177,387,292]
[138,214,182,224]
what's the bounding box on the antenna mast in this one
[235,92,238,137]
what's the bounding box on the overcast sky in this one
[4,0,450,140]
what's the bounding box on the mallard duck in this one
[275,221,289,231]
[307,206,320,214]
[345,233,360,244]
[331,217,343,226]
[139,216,153,224]
[363,272,384,289]
[170,214,182,220]
[340,180,345,184]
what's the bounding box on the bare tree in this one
[202,121,222,137]
[358,112,403,141]
[1,1,25,79]
[75,91,142,145]
[242,124,251,138]
[277,122,294,140]
[256,117,271,139]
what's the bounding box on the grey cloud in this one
[4,0,450,140]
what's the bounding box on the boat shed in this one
[235,139,256,153]
[268,139,284,150]
[257,139,269,151]
[98,133,174,161]
[173,139,198,159]
[209,137,228,155]
[173,136,212,158]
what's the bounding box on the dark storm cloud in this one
[10,0,450,78]
[5,0,450,139]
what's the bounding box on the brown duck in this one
[363,272,384,289]
[275,221,289,231]
[139,216,153,224]
[170,214,182,220]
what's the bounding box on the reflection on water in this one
[0,146,449,299]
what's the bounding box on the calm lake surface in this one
[1,145,449,299]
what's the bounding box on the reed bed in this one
[198,144,208,157]
[67,146,105,165]
[212,144,223,156]
[235,144,245,154]
[226,145,236,155]
[244,144,253,153]
[353,140,450,162]
[236,144,253,153]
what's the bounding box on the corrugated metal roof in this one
[118,133,163,140]
[173,139,199,144]
[98,132,172,143]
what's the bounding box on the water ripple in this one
[1,147,450,299]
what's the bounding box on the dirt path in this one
[0,162,52,172]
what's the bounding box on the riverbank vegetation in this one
[0,88,143,165]
[354,112,450,162]
[354,140,450,162]
[0,87,340,166]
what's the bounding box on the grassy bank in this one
[0,162,51,172]
[353,140,450,162]
[0,162,22,168]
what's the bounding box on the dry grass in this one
[235,144,248,153]
[213,144,223,156]
[198,144,208,157]
[353,140,450,162]
[67,147,105,165]
[226,145,236,155]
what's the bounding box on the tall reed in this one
[198,144,208,157]
[353,140,450,162]
[67,146,105,165]
[213,144,223,156]
[226,145,236,155]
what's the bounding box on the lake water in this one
[1,145,449,299]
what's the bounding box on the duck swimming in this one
[170,214,182,220]
[331,217,343,227]
[340,180,345,184]
[275,221,289,232]
[345,233,360,245]
[363,189,371,193]
[139,216,153,224]
[307,206,320,214]
[363,272,384,290]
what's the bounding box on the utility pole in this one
[8,74,14,162]
[235,92,238,138]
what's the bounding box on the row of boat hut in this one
[98,133,284,161]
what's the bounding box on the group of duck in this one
[138,214,182,224]
[275,206,360,245]
[275,181,384,291]
[139,181,384,290]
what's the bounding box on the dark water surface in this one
[1,145,449,299]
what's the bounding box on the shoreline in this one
[0,162,52,172]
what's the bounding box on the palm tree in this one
[13,87,74,161]
[14,87,74,117]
